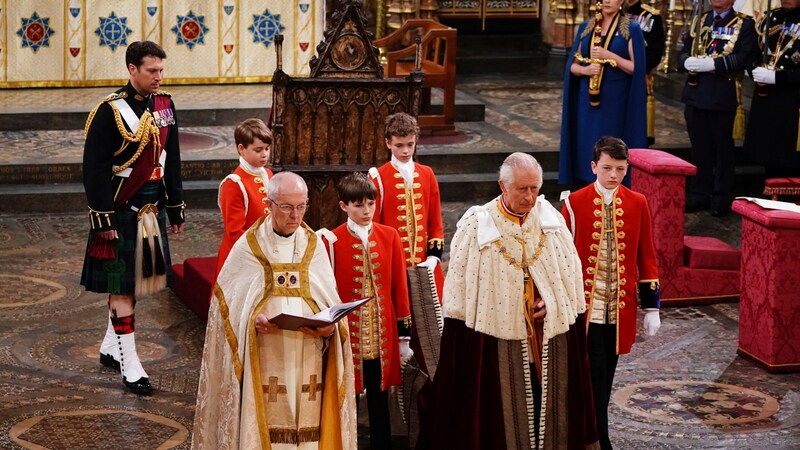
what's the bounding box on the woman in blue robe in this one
[559,0,648,185]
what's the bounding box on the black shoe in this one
[123,376,153,395]
[100,353,120,372]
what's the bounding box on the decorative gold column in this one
[551,0,579,48]
[376,0,386,39]
[659,8,676,72]
[419,0,438,20]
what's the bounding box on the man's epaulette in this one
[736,11,753,20]
[85,92,126,135]
[154,90,172,97]
[103,92,127,102]
[641,4,660,15]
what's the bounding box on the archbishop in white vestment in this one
[192,215,357,449]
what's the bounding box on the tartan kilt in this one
[80,181,173,295]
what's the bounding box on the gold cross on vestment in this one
[302,374,323,401]
[264,376,287,402]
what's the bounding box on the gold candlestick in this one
[659,8,676,73]
[376,0,386,40]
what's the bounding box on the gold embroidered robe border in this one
[192,216,357,450]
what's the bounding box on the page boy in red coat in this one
[215,118,273,276]
[318,172,412,450]
[561,136,662,450]
[369,112,445,300]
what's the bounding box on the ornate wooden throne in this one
[271,0,424,229]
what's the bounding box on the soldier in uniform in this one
[628,0,666,145]
[81,41,186,394]
[744,0,800,176]
[679,0,758,216]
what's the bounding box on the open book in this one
[269,297,373,331]
[735,197,800,214]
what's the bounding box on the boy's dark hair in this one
[126,41,167,68]
[337,172,377,204]
[384,112,420,140]
[234,118,273,148]
[593,136,629,162]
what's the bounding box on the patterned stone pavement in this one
[0,74,691,167]
[0,205,797,449]
[0,84,271,114]
[1,76,797,449]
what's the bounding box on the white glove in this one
[696,57,716,72]
[417,255,439,270]
[752,67,776,84]
[399,337,414,363]
[684,56,715,72]
[684,56,701,72]
[643,309,661,336]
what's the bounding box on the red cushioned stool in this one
[732,199,800,373]
[170,256,217,320]
[683,236,741,271]
[629,148,740,305]
[764,177,800,201]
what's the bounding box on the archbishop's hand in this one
[255,313,279,334]
[300,323,336,338]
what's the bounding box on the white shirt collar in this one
[239,156,270,183]
[391,155,415,186]
[595,180,618,205]
[347,218,371,247]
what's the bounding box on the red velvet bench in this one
[764,177,800,201]
[732,199,800,373]
[629,149,740,305]
[171,256,216,321]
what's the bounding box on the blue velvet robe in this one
[559,16,647,185]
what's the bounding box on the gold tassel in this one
[733,80,745,140]
[733,105,745,140]
[646,74,655,139]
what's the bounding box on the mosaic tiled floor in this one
[1,76,795,449]
[0,207,798,449]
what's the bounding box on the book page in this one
[735,197,800,214]
[312,297,372,322]
[269,297,373,330]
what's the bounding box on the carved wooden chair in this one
[270,1,423,229]
[374,19,457,135]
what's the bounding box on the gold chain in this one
[493,231,548,271]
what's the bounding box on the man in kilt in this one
[81,41,186,395]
